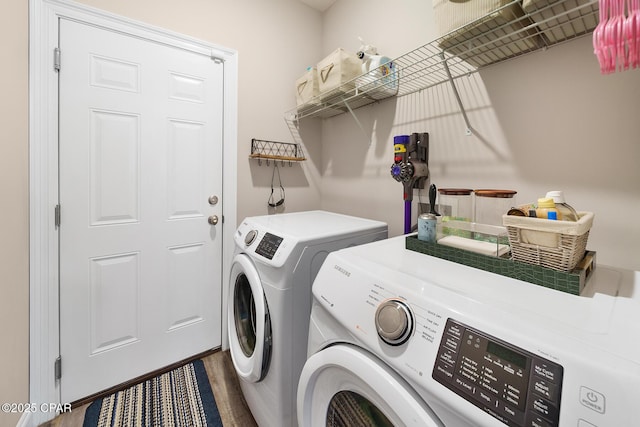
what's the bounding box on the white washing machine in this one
[298,235,640,427]
[228,210,387,427]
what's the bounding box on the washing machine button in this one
[245,229,258,246]
[579,386,605,414]
[375,299,413,346]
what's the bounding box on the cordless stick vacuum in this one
[390,133,430,234]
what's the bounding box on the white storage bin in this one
[317,48,362,101]
[433,0,542,67]
[522,0,598,43]
[433,0,515,36]
[295,67,319,106]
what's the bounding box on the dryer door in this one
[297,344,444,427]
[228,253,272,383]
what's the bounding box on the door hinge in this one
[54,47,61,72]
[55,204,61,228]
[54,356,61,381]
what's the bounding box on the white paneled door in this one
[58,19,223,403]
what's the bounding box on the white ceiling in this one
[298,0,337,12]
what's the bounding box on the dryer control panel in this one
[254,232,283,260]
[433,318,563,427]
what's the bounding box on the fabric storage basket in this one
[433,0,543,67]
[317,48,362,101]
[502,211,594,271]
[522,0,598,43]
[295,67,319,106]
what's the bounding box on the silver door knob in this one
[208,215,219,225]
[208,195,219,206]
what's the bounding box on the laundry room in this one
[2,0,640,426]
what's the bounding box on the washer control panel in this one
[433,319,563,427]
[254,232,283,260]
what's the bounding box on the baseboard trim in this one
[16,411,31,427]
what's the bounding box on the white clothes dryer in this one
[228,211,387,427]
[298,235,640,427]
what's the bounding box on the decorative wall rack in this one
[249,138,306,166]
[284,0,599,137]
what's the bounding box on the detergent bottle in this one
[355,37,399,99]
[535,197,562,220]
[545,190,579,221]
[356,38,379,73]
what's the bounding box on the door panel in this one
[89,109,140,225]
[59,18,223,402]
[167,242,206,331]
[89,252,140,354]
[167,119,207,218]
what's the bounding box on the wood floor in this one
[39,350,257,427]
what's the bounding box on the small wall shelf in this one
[250,138,306,165]
[285,0,599,132]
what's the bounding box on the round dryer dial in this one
[244,230,258,246]
[374,299,413,346]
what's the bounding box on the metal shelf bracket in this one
[341,98,371,145]
[440,52,473,136]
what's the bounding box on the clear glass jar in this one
[438,188,473,222]
[474,189,517,226]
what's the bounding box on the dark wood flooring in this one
[39,350,257,427]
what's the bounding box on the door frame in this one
[28,0,237,425]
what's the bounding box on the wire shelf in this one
[286,0,599,121]
[250,139,306,164]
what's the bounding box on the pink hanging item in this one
[594,0,640,73]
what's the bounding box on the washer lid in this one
[297,344,444,427]
[242,210,387,242]
[235,210,387,268]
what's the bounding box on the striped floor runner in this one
[83,359,222,427]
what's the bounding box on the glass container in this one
[438,188,473,222]
[474,189,517,226]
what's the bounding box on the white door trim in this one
[28,1,237,424]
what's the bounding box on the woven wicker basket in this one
[502,212,594,271]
